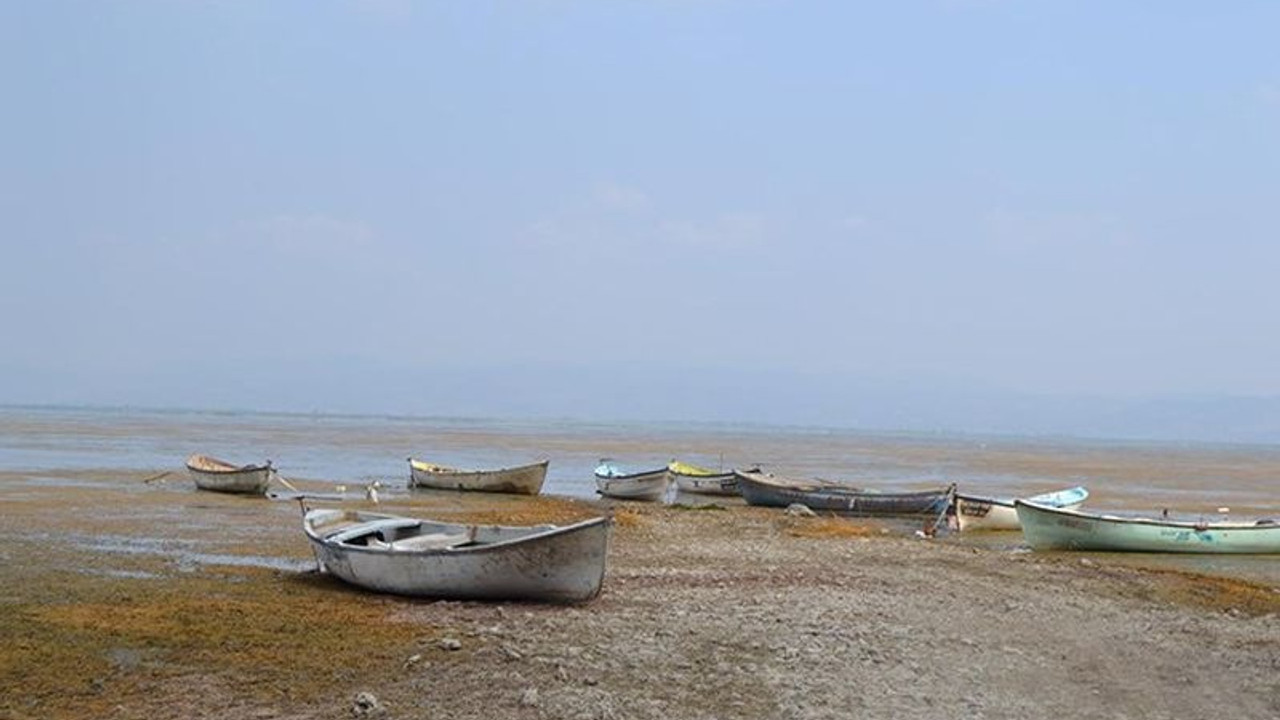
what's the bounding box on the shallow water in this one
[3,404,1280,584]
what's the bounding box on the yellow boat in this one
[668,460,741,496]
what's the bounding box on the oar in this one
[141,471,171,484]
[273,470,300,492]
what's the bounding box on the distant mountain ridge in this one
[1,360,1277,445]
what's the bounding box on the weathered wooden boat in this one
[408,458,548,495]
[185,454,273,495]
[1015,501,1280,553]
[668,460,741,496]
[955,486,1089,531]
[735,470,954,516]
[594,461,670,502]
[303,508,611,602]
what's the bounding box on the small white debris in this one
[352,691,385,718]
[519,688,539,707]
[440,637,462,651]
[500,644,523,661]
[785,503,816,517]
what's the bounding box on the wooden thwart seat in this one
[327,518,422,544]
[389,531,476,551]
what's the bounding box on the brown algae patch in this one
[781,516,881,539]
[416,494,617,528]
[1142,568,1280,617]
[1,564,434,719]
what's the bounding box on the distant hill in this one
[2,359,1277,445]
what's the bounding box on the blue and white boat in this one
[594,460,670,502]
[954,486,1089,531]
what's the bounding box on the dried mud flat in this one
[2,470,1280,720]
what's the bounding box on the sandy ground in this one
[2,469,1280,720]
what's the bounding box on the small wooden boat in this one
[594,461,670,502]
[735,470,954,516]
[955,486,1089,531]
[1015,501,1280,554]
[185,454,273,495]
[303,508,610,602]
[668,460,741,496]
[408,458,548,495]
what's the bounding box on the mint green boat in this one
[1015,500,1280,554]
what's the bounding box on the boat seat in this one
[327,518,422,544]
[389,530,476,551]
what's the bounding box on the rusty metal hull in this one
[304,509,610,603]
[408,459,548,495]
[185,454,272,495]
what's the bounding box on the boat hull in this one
[735,471,952,516]
[955,486,1089,532]
[1015,501,1280,554]
[409,459,548,495]
[304,509,611,602]
[672,472,739,496]
[595,469,670,502]
[668,462,740,496]
[185,454,272,495]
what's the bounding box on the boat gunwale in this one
[667,461,734,481]
[407,458,550,476]
[185,454,272,476]
[956,494,1017,510]
[304,511,611,557]
[735,470,951,500]
[1014,500,1280,532]
[594,466,669,483]
[958,486,1089,510]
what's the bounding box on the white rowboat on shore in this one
[954,486,1089,531]
[594,461,670,502]
[185,454,273,495]
[303,508,611,602]
[408,458,548,495]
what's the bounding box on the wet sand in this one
[3,467,1280,719]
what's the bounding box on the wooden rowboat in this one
[668,460,741,496]
[1015,501,1280,554]
[955,486,1089,531]
[303,508,610,602]
[408,458,548,495]
[735,470,954,516]
[185,454,273,495]
[594,461,670,502]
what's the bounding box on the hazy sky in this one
[2,2,1278,423]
